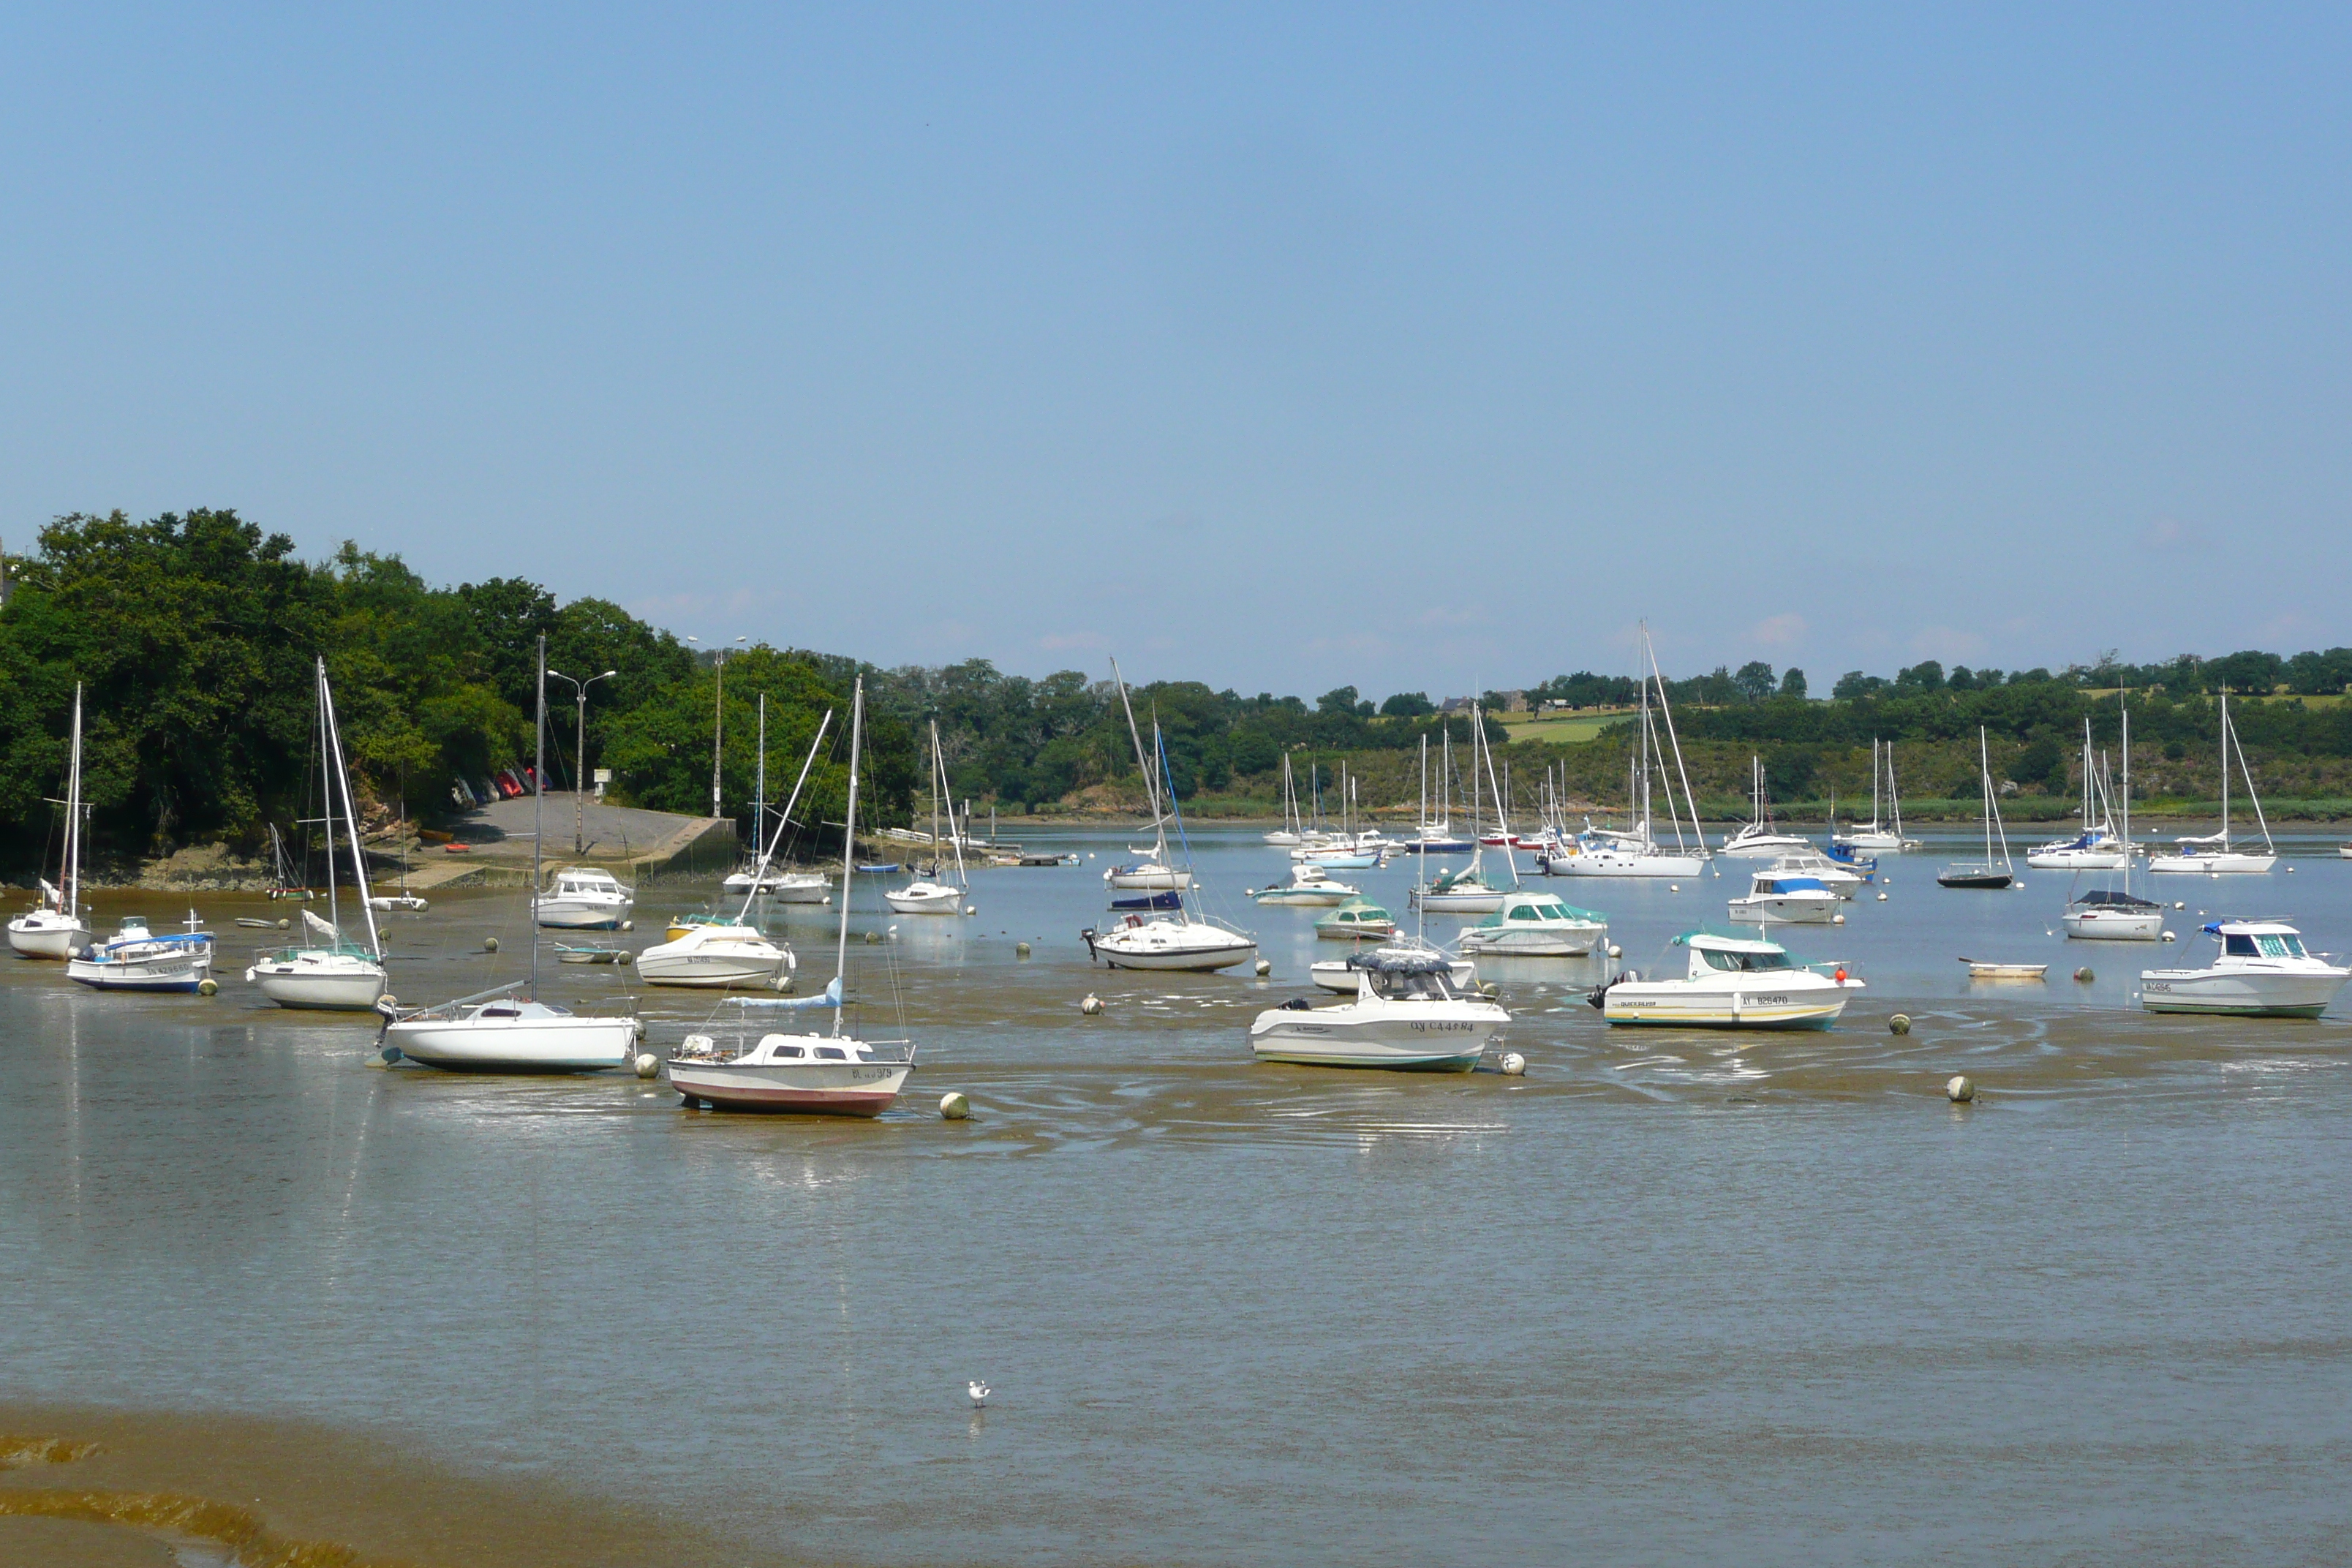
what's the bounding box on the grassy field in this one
[1496,708,1634,745]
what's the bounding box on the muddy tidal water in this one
[4,826,2351,1565]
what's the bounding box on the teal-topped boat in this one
[1456,890,1607,957]
[1314,897,1398,942]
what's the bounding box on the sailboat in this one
[2026,720,2129,869]
[7,683,92,958]
[1937,728,2017,889]
[1411,708,1508,911]
[1263,753,1304,847]
[2147,690,2278,874]
[668,678,919,1115]
[1081,664,1259,973]
[265,823,314,900]
[380,637,642,1071]
[1833,740,1922,853]
[1720,756,1812,858]
[1406,729,1477,853]
[369,772,430,912]
[887,721,970,914]
[2064,706,2162,940]
[718,708,834,904]
[246,659,389,1010]
[1542,625,1708,878]
[1287,761,1385,867]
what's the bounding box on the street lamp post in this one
[546,666,619,854]
[685,635,748,823]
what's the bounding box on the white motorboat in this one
[1591,929,1861,1030]
[2148,691,2277,874]
[67,913,216,993]
[636,921,796,988]
[2140,920,2348,1018]
[1081,666,1258,974]
[1251,864,1359,905]
[248,660,389,1012]
[1721,758,1811,858]
[1726,871,1841,924]
[535,866,635,930]
[8,684,92,959]
[669,679,919,1116]
[2063,706,2161,941]
[381,636,641,1072]
[1251,949,1506,1071]
[1311,945,1477,994]
[1833,741,1923,852]
[1457,890,1607,957]
[890,721,973,915]
[1761,849,1865,899]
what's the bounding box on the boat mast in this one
[1475,704,1521,888]
[941,723,969,893]
[2119,702,2133,892]
[2218,689,2232,851]
[532,634,546,999]
[65,682,83,921]
[320,658,382,960]
[316,661,339,938]
[754,695,767,873]
[928,720,943,873]
[735,712,833,923]
[832,679,864,1038]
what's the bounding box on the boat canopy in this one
[1345,949,1455,975]
[2071,890,2160,911]
[1754,877,1829,894]
[1675,929,1788,955]
[2201,919,2300,935]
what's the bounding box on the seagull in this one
[966,1380,991,1408]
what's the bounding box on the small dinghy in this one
[1961,957,2048,979]
[236,917,282,930]
[557,944,628,965]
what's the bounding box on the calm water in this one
[4,826,2351,1564]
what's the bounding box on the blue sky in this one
[4,6,2347,698]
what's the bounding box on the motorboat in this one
[1079,666,1259,975]
[1962,958,2048,979]
[2148,691,2277,874]
[2062,889,2166,941]
[1457,891,1606,957]
[667,679,919,1115]
[67,913,216,993]
[385,990,639,1071]
[1311,942,1477,994]
[534,867,635,930]
[636,921,796,989]
[1720,758,1810,859]
[2140,920,2349,1018]
[1315,897,1398,942]
[1763,849,1866,898]
[890,721,973,915]
[1409,852,1507,914]
[248,660,390,1011]
[8,685,91,959]
[1938,728,2016,890]
[1249,949,1507,1071]
[1726,872,1840,924]
[1251,864,1359,906]
[1833,741,1923,852]
[1590,929,1861,1030]
[380,636,641,1072]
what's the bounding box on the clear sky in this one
[4,6,2347,698]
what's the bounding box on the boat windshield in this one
[2255,932,2307,959]
[1372,970,1453,1000]
[1699,948,1793,973]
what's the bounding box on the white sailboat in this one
[1833,740,1923,853]
[380,637,641,1072]
[2147,690,2278,874]
[1082,663,1258,973]
[719,706,834,902]
[246,659,388,1011]
[1262,753,1304,846]
[1719,756,1812,859]
[668,678,918,1115]
[888,721,971,914]
[2026,720,2128,869]
[7,683,92,959]
[1542,625,1708,878]
[2065,706,2162,941]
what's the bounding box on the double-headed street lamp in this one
[685,634,747,821]
[547,666,619,854]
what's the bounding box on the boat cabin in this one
[1346,951,1461,1002]
[1676,930,1798,978]
[2206,921,2312,960]
[1472,892,1602,930]
[549,867,630,898]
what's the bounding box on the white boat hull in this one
[1602,978,1855,1029]
[2025,849,2128,870]
[1726,894,1839,924]
[670,1057,911,1116]
[2062,908,2164,941]
[7,913,90,959]
[2146,852,2277,874]
[385,1013,636,1071]
[1411,889,1507,913]
[2138,967,2348,1017]
[1291,847,1380,868]
[1540,848,1706,878]
[1457,923,1602,957]
[1719,833,1812,859]
[724,871,832,903]
[1249,1003,1503,1071]
[1085,921,1257,971]
[636,952,791,988]
[249,954,388,1010]
[884,883,965,914]
[533,897,633,930]
[1106,868,1194,890]
[1254,889,1352,906]
[67,943,215,992]
[1835,831,1915,853]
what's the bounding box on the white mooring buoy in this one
[1081,993,1104,1016]
[483,936,500,954]
[1946,1075,1976,1104]
[1498,1052,1527,1076]
[634,1053,659,1079]
[1255,957,1272,976]
[940,1091,970,1120]
[1889,1014,1912,1036]
[1017,941,1031,957]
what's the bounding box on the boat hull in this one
[385,1014,637,1071]
[7,916,89,959]
[1458,924,1602,958]
[883,884,964,914]
[2063,908,2163,941]
[67,943,215,992]
[1602,981,1850,1029]
[1084,924,1257,971]
[533,899,631,930]
[1106,869,1194,890]
[2025,850,2128,870]
[249,957,388,1011]
[1719,834,1812,859]
[1411,889,1507,913]
[669,1058,911,1115]
[2138,968,2349,1017]
[1539,851,1706,878]
[1254,889,1351,906]
[1248,1010,1501,1071]
[636,953,791,988]
[1937,872,2016,889]
[1725,895,1838,924]
[2146,853,2277,874]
